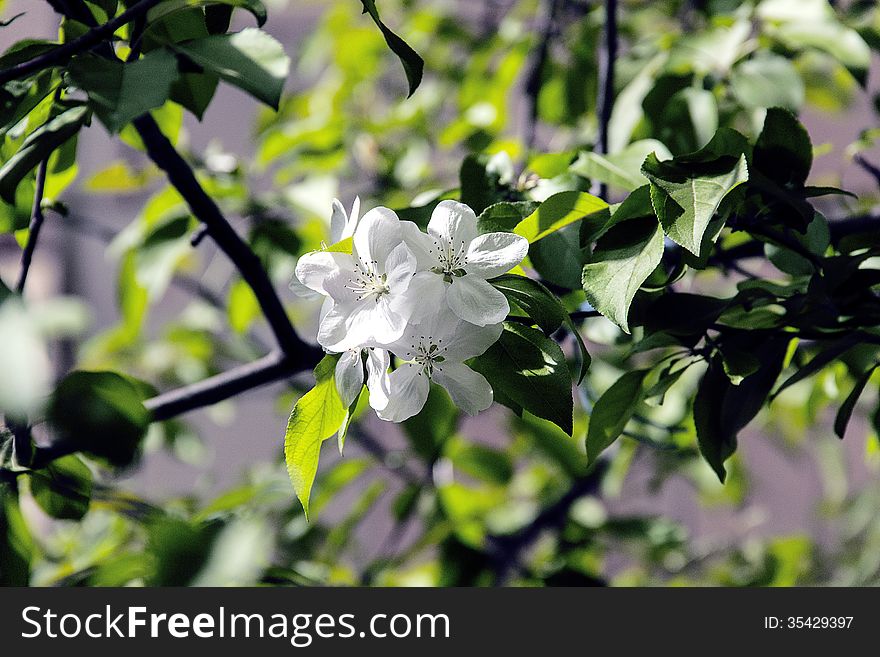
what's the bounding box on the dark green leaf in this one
[173,28,290,110]
[28,455,92,520]
[359,0,424,97]
[642,129,749,256]
[470,322,573,435]
[402,384,458,460]
[146,0,268,27]
[834,364,879,439]
[48,371,150,467]
[773,334,864,398]
[169,72,219,120]
[476,201,539,234]
[0,105,89,203]
[753,107,812,188]
[694,336,790,482]
[0,486,32,585]
[491,274,567,334]
[67,51,179,133]
[582,188,665,333]
[586,369,650,463]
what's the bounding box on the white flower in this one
[335,347,391,411]
[295,207,417,351]
[376,312,502,422]
[289,197,360,299]
[330,196,360,243]
[404,200,529,326]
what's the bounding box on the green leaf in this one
[445,439,513,485]
[582,187,665,333]
[173,27,290,110]
[476,201,539,234]
[514,191,608,243]
[693,336,790,482]
[67,50,179,133]
[0,69,58,137]
[0,105,90,203]
[284,355,347,519]
[569,140,673,193]
[773,334,863,399]
[0,486,32,585]
[227,277,259,334]
[146,0,268,27]
[402,384,458,459]
[642,129,749,256]
[730,54,805,111]
[834,364,879,440]
[586,369,650,463]
[490,274,567,334]
[529,224,587,289]
[753,107,812,188]
[490,273,591,383]
[470,322,573,435]
[359,0,424,97]
[28,455,92,521]
[48,371,150,467]
[169,72,219,120]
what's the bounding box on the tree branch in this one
[522,0,562,152]
[15,159,49,294]
[591,0,618,201]
[0,0,164,86]
[132,114,309,360]
[144,351,301,421]
[488,460,607,585]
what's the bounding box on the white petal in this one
[447,275,510,326]
[465,232,529,279]
[442,319,503,361]
[376,363,431,422]
[353,207,401,265]
[427,200,478,247]
[400,220,440,270]
[335,350,364,408]
[433,363,493,416]
[329,198,347,243]
[345,296,407,348]
[366,348,391,411]
[383,242,416,288]
[342,196,361,239]
[391,271,447,322]
[316,304,351,351]
[294,251,353,295]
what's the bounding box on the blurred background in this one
[2,0,880,586]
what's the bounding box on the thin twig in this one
[488,460,607,585]
[0,0,163,86]
[522,0,563,152]
[591,0,618,201]
[15,160,49,294]
[132,114,309,359]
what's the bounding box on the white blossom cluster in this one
[294,198,529,422]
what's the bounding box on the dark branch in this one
[15,159,49,294]
[488,460,607,585]
[0,0,163,86]
[144,351,308,421]
[590,0,618,201]
[132,114,307,358]
[522,0,562,151]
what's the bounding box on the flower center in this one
[346,257,390,303]
[429,236,468,283]
[403,335,447,377]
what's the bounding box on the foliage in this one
[0,0,879,587]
